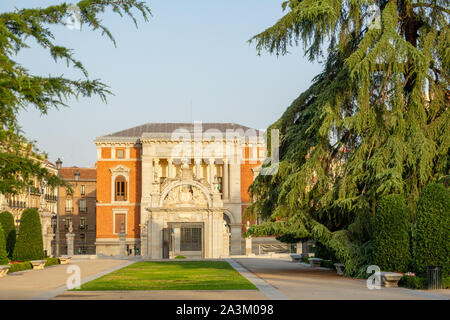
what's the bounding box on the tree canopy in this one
[0,0,151,195]
[245,0,449,276]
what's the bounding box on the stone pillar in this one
[296,242,303,254]
[167,158,173,179]
[174,227,181,257]
[66,233,75,256]
[142,155,153,195]
[153,158,160,194]
[195,159,202,179]
[140,224,148,257]
[246,236,252,256]
[223,161,229,199]
[209,159,215,187]
[119,223,127,257]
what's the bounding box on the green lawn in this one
[76,261,257,291]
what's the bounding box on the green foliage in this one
[0,224,9,265]
[398,275,427,289]
[13,208,44,261]
[413,183,450,276]
[301,255,309,264]
[0,1,151,196]
[246,1,449,278]
[7,261,32,274]
[45,257,60,267]
[0,211,16,258]
[373,195,411,272]
[321,260,334,269]
[174,255,186,259]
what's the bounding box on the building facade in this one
[95,123,264,258]
[0,160,58,257]
[56,166,97,255]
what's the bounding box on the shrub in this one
[7,261,32,274]
[174,255,186,259]
[413,183,450,276]
[321,260,334,269]
[301,255,309,263]
[0,211,16,258]
[0,224,9,265]
[13,208,44,261]
[45,257,60,267]
[373,194,411,273]
[398,275,426,289]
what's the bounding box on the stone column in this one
[297,242,303,254]
[66,233,75,256]
[246,236,252,256]
[142,155,153,195]
[209,159,215,187]
[153,158,160,194]
[195,159,202,179]
[167,158,173,179]
[119,222,127,257]
[223,160,229,199]
[140,223,148,257]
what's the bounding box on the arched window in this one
[115,175,127,201]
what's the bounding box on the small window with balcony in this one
[115,176,127,201]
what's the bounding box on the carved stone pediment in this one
[163,184,208,207]
[109,165,130,174]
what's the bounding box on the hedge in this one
[7,261,32,274]
[13,208,44,261]
[45,257,60,267]
[413,183,450,276]
[373,194,411,273]
[0,224,9,265]
[0,211,15,258]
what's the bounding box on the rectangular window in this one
[81,185,85,195]
[65,199,73,212]
[79,216,86,229]
[116,149,125,159]
[114,213,126,234]
[79,199,86,212]
[115,179,127,201]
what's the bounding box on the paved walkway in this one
[2,257,448,300]
[233,258,450,300]
[0,258,130,300]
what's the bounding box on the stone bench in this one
[0,265,11,277]
[380,272,403,287]
[30,260,46,270]
[59,257,71,265]
[308,258,323,268]
[290,254,302,262]
[334,263,345,275]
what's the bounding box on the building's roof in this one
[59,167,97,180]
[99,122,263,139]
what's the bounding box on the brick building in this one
[94,122,265,258]
[56,165,97,255]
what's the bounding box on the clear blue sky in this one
[2,1,322,167]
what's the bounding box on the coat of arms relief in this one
[163,184,208,207]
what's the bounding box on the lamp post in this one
[55,158,62,257]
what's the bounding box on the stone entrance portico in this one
[141,164,228,259]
